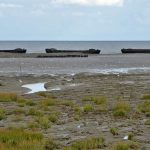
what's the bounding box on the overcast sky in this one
[0,0,150,40]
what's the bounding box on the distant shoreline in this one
[0,52,89,58]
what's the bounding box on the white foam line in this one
[90,67,150,74]
[22,82,46,94]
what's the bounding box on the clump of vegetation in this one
[128,133,134,141]
[110,127,118,136]
[82,96,93,102]
[111,141,140,150]
[145,119,150,125]
[142,94,150,100]
[48,113,59,123]
[45,138,58,150]
[41,98,56,107]
[74,106,82,121]
[82,96,107,105]
[17,99,27,107]
[28,122,40,130]
[92,97,107,105]
[0,129,44,150]
[61,100,75,108]
[0,107,6,120]
[0,93,18,102]
[137,101,150,116]
[0,83,3,86]
[83,104,93,113]
[82,96,108,113]
[113,101,130,117]
[36,116,50,129]
[145,112,150,117]
[26,100,36,106]
[64,137,105,150]
[27,108,43,117]
[37,92,47,97]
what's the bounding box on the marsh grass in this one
[48,113,59,123]
[41,98,56,107]
[83,104,93,113]
[74,106,82,121]
[37,92,47,97]
[27,108,43,117]
[142,94,150,100]
[82,96,107,105]
[0,107,6,120]
[0,129,44,150]
[64,136,105,150]
[110,127,118,136]
[25,100,36,106]
[137,101,150,116]
[92,97,107,105]
[28,122,40,130]
[36,116,50,129]
[145,119,150,125]
[82,96,93,102]
[0,93,18,102]
[61,100,75,108]
[45,138,58,150]
[112,141,140,150]
[113,101,130,117]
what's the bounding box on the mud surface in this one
[0,73,150,149]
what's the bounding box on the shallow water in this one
[22,82,46,94]
[0,54,150,76]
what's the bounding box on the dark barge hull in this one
[45,48,101,54]
[0,48,27,53]
[121,48,150,53]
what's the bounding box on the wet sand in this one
[0,73,150,149]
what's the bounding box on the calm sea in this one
[1,41,150,54]
[0,41,150,76]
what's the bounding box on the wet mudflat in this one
[0,73,150,149]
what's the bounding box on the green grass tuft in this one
[27,108,43,117]
[48,113,59,123]
[113,101,130,117]
[41,98,56,107]
[110,127,118,136]
[142,94,150,100]
[37,92,47,97]
[0,93,18,102]
[64,136,105,150]
[0,129,44,150]
[137,101,150,116]
[92,97,107,105]
[36,116,50,129]
[0,107,6,120]
[145,119,150,125]
[112,141,140,150]
[83,104,93,113]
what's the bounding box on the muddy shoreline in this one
[0,73,150,149]
[0,52,89,58]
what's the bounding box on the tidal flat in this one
[0,73,150,149]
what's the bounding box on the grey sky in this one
[0,0,150,40]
